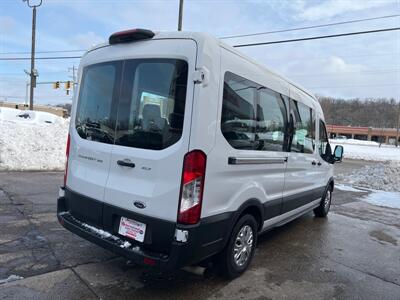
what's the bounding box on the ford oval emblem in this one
[134,201,146,209]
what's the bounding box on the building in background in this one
[0,101,68,118]
[327,124,400,145]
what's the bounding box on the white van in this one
[57,29,343,278]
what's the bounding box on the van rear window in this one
[75,59,188,150]
[76,62,119,144]
[115,59,188,150]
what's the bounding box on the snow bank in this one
[0,275,24,284]
[330,138,380,146]
[0,107,69,171]
[0,107,65,125]
[336,162,400,192]
[335,184,364,192]
[336,162,400,209]
[330,139,400,162]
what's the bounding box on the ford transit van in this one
[57,29,343,278]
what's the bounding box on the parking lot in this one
[0,160,399,300]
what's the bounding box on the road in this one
[0,160,399,299]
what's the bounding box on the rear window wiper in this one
[76,121,114,143]
[83,121,101,128]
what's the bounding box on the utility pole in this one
[396,101,400,147]
[72,65,77,83]
[23,0,43,111]
[68,66,77,99]
[68,65,77,84]
[178,0,184,31]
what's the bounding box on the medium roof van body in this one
[57,29,342,278]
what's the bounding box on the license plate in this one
[118,217,146,243]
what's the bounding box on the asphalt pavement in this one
[0,160,399,300]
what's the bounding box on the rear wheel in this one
[218,214,258,279]
[314,185,332,217]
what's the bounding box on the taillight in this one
[178,150,207,225]
[63,134,70,187]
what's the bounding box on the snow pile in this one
[335,184,364,192]
[81,222,117,240]
[0,107,69,171]
[0,275,24,284]
[330,138,380,146]
[120,241,132,249]
[0,107,65,125]
[330,139,400,162]
[336,162,400,192]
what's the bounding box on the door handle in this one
[117,159,135,168]
[317,162,322,166]
[312,161,317,165]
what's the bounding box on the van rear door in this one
[103,40,197,222]
[67,61,121,204]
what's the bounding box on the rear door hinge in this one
[192,67,209,86]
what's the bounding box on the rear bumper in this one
[57,188,234,270]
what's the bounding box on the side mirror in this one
[333,145,344,163]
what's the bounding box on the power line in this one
[221,14,400,39]
[309,83,400,89]
[1,27,399,61]
[0,70,69,75]
[290,68,400,78]
[233,27,400,48]
[265,51,399,62]
[0,95,25,99]
[0,49,85,55]
[0,15,398,55]
[0,56,82,61]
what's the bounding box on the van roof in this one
[86,30,318,103]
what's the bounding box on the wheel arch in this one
[327,177,334,190]
[233,199,264,232]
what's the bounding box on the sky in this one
[0,0,399,105]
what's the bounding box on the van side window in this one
[289,99,315,154]
[256,89,287,152]
[221,72,257,150]
[115,59,188,150]
[76,62,118,144]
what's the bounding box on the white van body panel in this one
[66,59,113,201]
[283,88,323,208]
[67,129,114,201]
[316,111,334,187]
[202,46,290,218]
[101,39,197,222]
[188,35,221,153]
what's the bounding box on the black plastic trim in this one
[263,198,282,220]
[281,186,326,213]
[57,189,235,270]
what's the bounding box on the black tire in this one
[218,214,258,279]
[314,185,333,218]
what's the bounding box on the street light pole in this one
[178,0,184,31]
[23,0,42,111]
[396,101,400,147]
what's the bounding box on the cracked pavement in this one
[0,160,399,300]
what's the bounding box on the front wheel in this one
[314,185,332,217]
[218,214,258,279]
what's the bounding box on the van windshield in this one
[76,59,188,150]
